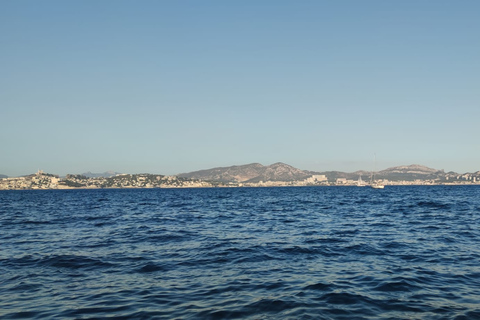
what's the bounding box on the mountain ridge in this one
[178,163,460,183]
[2,162,480,190]
[2,163,479,185]
[178,162,313,183]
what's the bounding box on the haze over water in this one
[1,186,480,319]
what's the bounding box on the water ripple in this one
[1,186,480,319]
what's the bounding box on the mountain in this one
[314,170,363,182]
[178,163,264,182]
[376,164,446,181]
[178,162,312,183]
[81,171,122,178]
[313,165,449,182]
[179,162,467,184]
[0,174,7,179]
[246,162,313,183]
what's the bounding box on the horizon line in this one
[2,162,479,178]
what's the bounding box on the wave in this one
[2,186,480,319]
[2,254,115,271]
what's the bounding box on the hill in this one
[245,162,313,183]
[179,163,469,184]
[0,174,8,179]
[178,162,312,183]
[81,171,122,178]
[376,164,445,181]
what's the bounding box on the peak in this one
[225,163,263,168]
[245,163,264,167]
[269,162,291,167]
[383,164,438,172]
[406,164,432,169]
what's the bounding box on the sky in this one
[1,0,479,176]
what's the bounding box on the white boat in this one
[357,175,366,187]
[370,154,385,189]
[370,182,385,189]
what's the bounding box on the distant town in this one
[1,163,479,190]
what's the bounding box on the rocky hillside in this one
[179,162,477,184]
[246,162,312,183]
[317,165,448,182]
[177,163,263,183]
[178,162,312,183]
[376,164,445,181]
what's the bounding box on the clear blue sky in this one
[1,0,479,176]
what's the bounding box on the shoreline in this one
[1,183,480,191]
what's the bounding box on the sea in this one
[1,186,480,320]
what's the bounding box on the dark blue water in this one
[1,186,480,319]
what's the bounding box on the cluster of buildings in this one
[0,171,215,190]
[333,176,480,186]
[1,171,480,190]
[0,171,63,190]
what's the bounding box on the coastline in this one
[1,180,479,191]
[1,170,479,191]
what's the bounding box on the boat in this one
[370,154,385,189]
[357,175,366,187]
[370,181,385,189]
